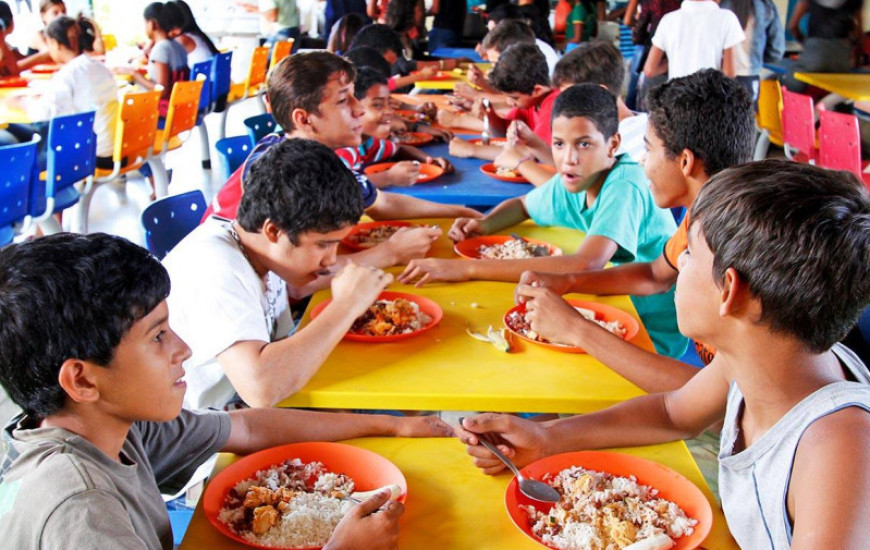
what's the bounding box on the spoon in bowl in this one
[459,417,561,503]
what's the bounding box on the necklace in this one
[228,222,282,338]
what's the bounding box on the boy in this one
[400,84,686,363]
[457,159,870,549]
[170,139,419,410]
[337,66,453,189]
[643,0,744,80]
[205,51,480,272]
[0,232,451,548]
[513,69,755,392]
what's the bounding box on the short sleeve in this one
[149,41,170,65]
[663,214,689,271]
[43,491,148,550]
[335,146,358,170]
[367,138,398,163]
[585,176,644,263]
[524,174,564,227]
[355,171,379,208]
[650,13,673,51]
[258,0,278,10]
[722,11,746,49]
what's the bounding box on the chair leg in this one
[38,215,62,235]
[198,124,211,170]
[257,92,268,113]
[218,108,230,141]
[151,158,170,199]
[753,129,770,161]
[67,177,96,234]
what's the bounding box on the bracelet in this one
[513,155,533,171]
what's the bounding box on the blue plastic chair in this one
[0,137,39,246]
[33,111,97,234]
[211,51,233,139]
[243,113,279,145]
[141,190,207,259]
[191,61,213,169]
[214,135,253,181]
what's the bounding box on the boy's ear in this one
[678,148,696,178]
[607,132,621,158]
[263,93,273,114]
[290,108,312,132]
[57,359,101,405]
[718,266,757,319]
[262,219,282,244]
[531,84,549,98]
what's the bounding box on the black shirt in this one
[808,0,863,40]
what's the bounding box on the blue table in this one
[763,58,798,75]
[430,47,483,62]
[387,141,533,207]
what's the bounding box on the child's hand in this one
[324,489,403,550]
[467,65,488,89]
[330,263,393,318]
[416,101,437,121]
[493,146,529,171]
[426,156,454,173]
[417,65,438,80]
[448,137,475,158]
[382,226,442,265]
[448,217,487,242]
[508,120,536,147]
[515,284,591,347]
[398,258,470,286]
[448,90,474,110]
[516,271,573,303]
[112,65,136,76]
[416,124,453,142]
[393,415,454,437]
[436,109,460,128]
[456,414,551,475]
[386,161,421,186]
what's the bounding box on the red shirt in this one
[504,89,560,145]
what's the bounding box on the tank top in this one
[184,33,214,69]
[718,343,870,549]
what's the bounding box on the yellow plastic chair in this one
[219,46,270,140]
[150,78,205,197]
[268,38,294,74]
[754,79,784,160]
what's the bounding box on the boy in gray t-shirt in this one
[0,229,450,549]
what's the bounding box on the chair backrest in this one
[157,79,205,150]
[781,86,816,162]
[269,38,294,74]
[114,89,162,164]
[756,79,784,146]
[0,138,38,245]
[210,51,233,112]
[818,110,864,180]
[243,113,278,145]
[141,190,207,259]
[244,46,271,95]
[191,60,213,115]
[215,135,253,181]
[46,111,97,196]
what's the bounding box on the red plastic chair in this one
[781,86,818,164]
[818,109,870,190]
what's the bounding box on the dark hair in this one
[143,1,178,33]
[690,159,870,353]
[39,0,64,14]
[267,51,356,131]
[552,84,619,138]
[517,4,554,46]
[44,15,79,53]
[552,40,624,94]
[723,0,754,29]
[386,0,417,34]
[328,13,366,55]
[237,138,364,241]
[489,43,549,95]
[349,24,404,58]
[344,46,391,79]
[76,14,99,52]
[170,0,219,55]
[0,233,170,417]
[353,65,388,99]
[481,20,535,54]
[487,3,521,24]
[0,2,13,31]
[646,69,754,177]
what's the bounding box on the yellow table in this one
[793,72,870,101]
[277,219,654,413]
[0,87,36,123]
[180,437,737,549]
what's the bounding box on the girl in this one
[169,0,219,69]
[721,0,785,100]
[28,0,65,54]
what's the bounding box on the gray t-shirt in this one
[149,38,189,75]
[0,409,231,549]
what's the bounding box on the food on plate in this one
[350,298,433,337]
[393,133,419,143]
[478,238,551,259]
[506,307,627,346]
[347,224,407,248]
[495,166,520,178]
[217,458,356,547]
[524,466,697,550]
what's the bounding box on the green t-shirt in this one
[566,2,596,42]
[259,0,300,29]
[524,154,688,358]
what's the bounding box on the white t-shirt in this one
[535,38,561,77]
[164,217,295,410]
[651,1,745,79]
[617,113,648,163]
[26,54,118,158]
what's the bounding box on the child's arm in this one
[642,46,667,78]
[493,145,555,187]
[366,190,483,220]
[788,0,809,43]
[394,144,454,173]
[214,264,392,407]
[457,359,731,473]
[721,46,736,78]
[0,36,19,77]
[389,66,438,90]
[367,160,423,188]
[448,136,501,161]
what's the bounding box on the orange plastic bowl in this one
[480,162,528,183]
[453,235,562,260]
[0,76,28,88]
[391,132,435,146]
[364,161,443,182]
[310,291,443,342]
[204,442,407,550]
[341,220,414,251]
[30,63,61,74]
[469,137,507,146]
[505,451,713,549]
[503,300,639,353]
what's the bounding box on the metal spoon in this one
[459,418,561,503]
[480,98,492,145]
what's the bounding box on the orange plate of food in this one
[394,109,424,121]
[341,220,414,251]
[30,63,61,74]
[503,300,639,353]
[480,162,528,183]
[203,441,408,550]
[506,451,712,550]
[0,76,28,88]
[453,235,562,260]
[469,137,507,146]
[364,160,443,183]
[391,132,435,146]
[310,291,443,342]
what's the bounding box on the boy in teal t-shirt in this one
[399,84,687,362]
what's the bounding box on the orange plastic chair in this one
[220,46,271,142]
[753,79,783,160]
[269,38,294,74]
[818,109,870,190]
[781,86,818,164]
[150,78,205,197]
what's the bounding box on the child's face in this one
[97,301,191,423]
[674,224,719,343]
[484,48,499,63]
[305,72,364,149]
[642,125,692,209]
[504,90,536,110]
[42,3,65,24]
[359,83,393,139]
[266,226,353,287]
[551,115,619,193]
